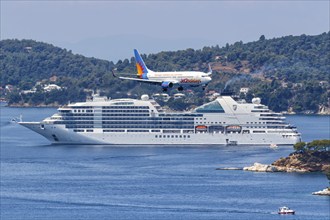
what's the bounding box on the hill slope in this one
[1,32,329,112]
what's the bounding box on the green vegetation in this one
[283,140,330,174]
[1,32,329,111]
[293,140,330,152]
[273,140,330,174]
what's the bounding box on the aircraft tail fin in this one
[134,49,149,78]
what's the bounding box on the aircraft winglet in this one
[207,64,212,76]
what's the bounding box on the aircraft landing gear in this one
[178,86,184,91]
[162,88,168,92]
[202,84,208,91]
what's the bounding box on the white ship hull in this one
[20,122,300,146]
[19,95,301,146]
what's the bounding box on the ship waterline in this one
[19,94,301,146]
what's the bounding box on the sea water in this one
[1,107,329,220]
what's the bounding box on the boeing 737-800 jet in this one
[112,49,212,91]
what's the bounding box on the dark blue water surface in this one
[1,107,329,220]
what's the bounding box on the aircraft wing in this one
[112,69,178,85]
[118,76,178,85]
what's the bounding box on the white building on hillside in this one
[240,87,249,95]
[44,84,61,92]
[174,93,185,99]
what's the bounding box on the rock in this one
[243,162,278,172]
[271,151,330,173]
[286,167,309,172]
[312,188,330,196]
[266,166,278,172]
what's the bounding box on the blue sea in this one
[1,107,329,220]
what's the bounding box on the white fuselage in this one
[147,71,211,86]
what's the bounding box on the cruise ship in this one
[19,94,301,145]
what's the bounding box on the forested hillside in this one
[1,32,329,113]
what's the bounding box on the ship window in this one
[194,101,225,113]
[155,135,158,138]
[253,130,266,133]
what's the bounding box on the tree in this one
[293,142,306,152]
[259,35,266,41]
[307,140,330,151]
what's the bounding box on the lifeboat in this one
[195,125,207,131]
[226,125,242,132]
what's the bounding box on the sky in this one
[1,0,329,62]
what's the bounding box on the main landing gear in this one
[202,84,208,90]
[178,86,184,91]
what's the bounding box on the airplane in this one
[112,49,212,92]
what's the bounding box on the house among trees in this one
[49,75,58,82]
[239,87,249,95]
[174,93,186,99]
[319,81,328,87]
[152,93,170,102]
[5,85,14,92]
[43,84,61,92]
[21,88,36,94]
[24,47,32,52]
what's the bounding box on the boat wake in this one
[2,194,273,215]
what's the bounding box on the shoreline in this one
[4,104,60,108]
[3,104,330,115]
[217,148,330,196]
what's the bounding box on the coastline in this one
[243,151,330,173]
[241,150,330,196]
[4,103,330,114]
[5,103,60,108]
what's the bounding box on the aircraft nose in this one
[205,77,212,83]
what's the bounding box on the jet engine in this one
[161,81,173,89]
